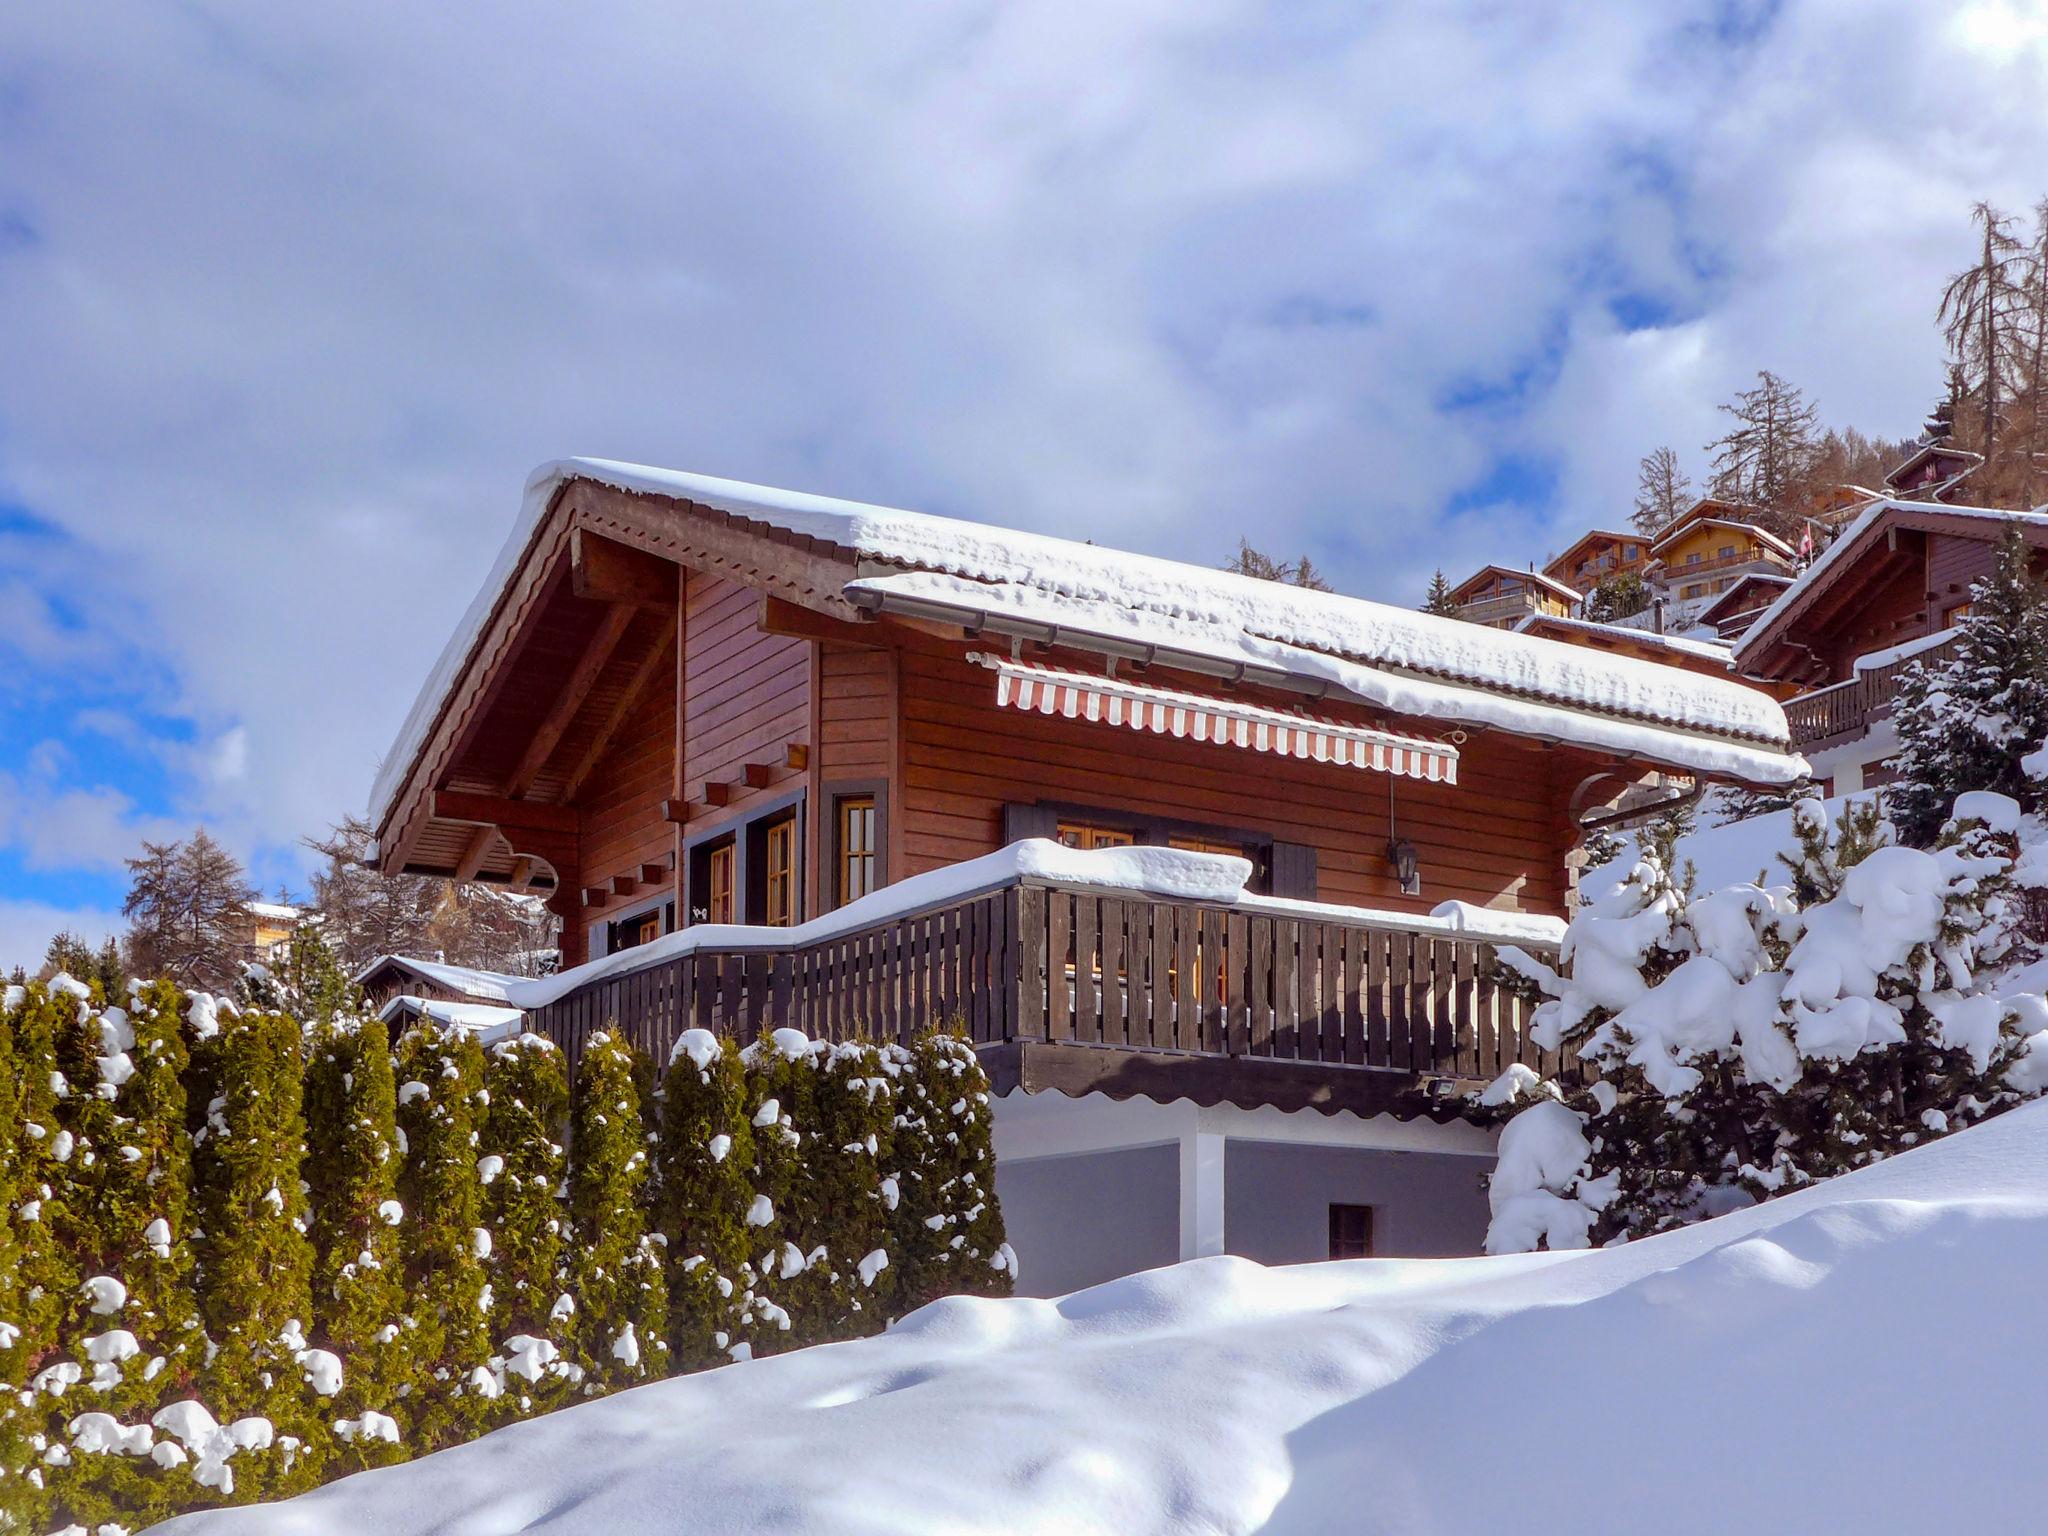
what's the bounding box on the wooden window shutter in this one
[1002,802,1060,845]
[1269,841,1317,900]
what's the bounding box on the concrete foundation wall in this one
[1223,1140,1489,1264]
[993,1142,1180,1299]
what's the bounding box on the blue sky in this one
[1,0,2046,966]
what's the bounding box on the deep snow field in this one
[157,1097,2048,1535]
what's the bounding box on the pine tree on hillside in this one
[1707,371,1820,537]
[1889,526,2048,847]
[123,830,259,994]
[480,1032,577,1417]
[303,1012,412,1466]
[1225,538,1333,592]
[188,1004,323,1503]
[39,980,206,1532]
[394,1019,497,1446]
[1422,569,1459,615]
[566,1032,669,1392]
[245,927,359,1029]
[1632,446,1691,535]
[1581,571,1649,624]
[655,1029,756,1369]
[38,931,127,996]
[1940,201,2027,473]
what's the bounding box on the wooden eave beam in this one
[571,525,681,608]
[505,603,636,798]
[757,593,883,647]
[432,790,579,835]
[453,824,499,883]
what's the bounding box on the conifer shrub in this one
[394,1018,497,1448]
[890,1028,1017,1311]
[480,1031,578,1416]
[566,1031,670,1393]
[187,1003,324,1503]
[737,1028,821,1354]
[654,1028,755,1369]
[805,1039,899,1338]
[303,1011,412,1467]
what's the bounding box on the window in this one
[761,815,797,926]
[1686,550,1702,565]
[688,836,736,926]
[1624,542,1640,559]
[1059,821,1136,850]
[1944,602,1973,626]
[707,843,735,923]
[1718,544,1736,560]
[837,795,877,905]
[1168,834,1244,857]
[1329,1204,1374,1260]
[606,899,676,955]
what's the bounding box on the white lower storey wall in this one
[990,1088,1497,1299]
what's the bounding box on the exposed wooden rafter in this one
[559,632,676,802]
[432,791,578,835]
[505,603,636,798]
[453,824,499,883]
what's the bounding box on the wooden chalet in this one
[1883,443,1983,505]
[1510,612,1797,701]
[1644,497,1795,619]
[1445,564,1581,629]
[1541,529,1649,596]
[1694,571,1794,642]
[365,459,1803,1289]
[1734,499,2048,793]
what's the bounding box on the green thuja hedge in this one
[4,980,1009,1534]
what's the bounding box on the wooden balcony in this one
[1784,636,1961,752]
[528,871,1563,1123]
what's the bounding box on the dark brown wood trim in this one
[981,1040,1466,1123]
[570,525,682,608]
[431,791,579,835]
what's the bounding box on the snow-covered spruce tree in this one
[242,926,360,1032]
[889,1029,1015,1311]
[393,1018,497,1448]
[480,1031,577,1416]
[1484,794,2045,1251]
[739,1028,822,1353]
[805,1039,898,1341]
[187,1003,327,1504]
[303,1011,412,1467]
[566,1031,669,1393]
[655,1028,756,1369]
[37,979,207,1533]
[1890,525,2048,847]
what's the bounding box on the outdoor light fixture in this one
[1388,837,1421,895]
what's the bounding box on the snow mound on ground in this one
[155,1101,2048,1536]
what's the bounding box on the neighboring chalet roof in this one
[1446,563,1583,606]
[370,461,1807,867]
[1695,571,1796,637]
[1647,515,1795,561]
[353,953,524,1004]
[1511,612,1736,666]
[1732,498,2048,674]
[1541,529,1639,584]
[1884,442,1983,495]
[376,994,526,1043]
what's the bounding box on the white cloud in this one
[0,0,2043,877]
[0,898,125,972]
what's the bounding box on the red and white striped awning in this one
[970,654,1458,785]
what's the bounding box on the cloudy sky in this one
[1,0,2045,964]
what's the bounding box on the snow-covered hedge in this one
[0,963,1011,1534]
[1483,792,2048,1253]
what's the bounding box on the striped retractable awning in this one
[970,654,1458,785]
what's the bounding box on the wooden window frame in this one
[824,778,888,912]
[746,804,803,927]
[1328,1203,1374,1260]
[683,788,809,929]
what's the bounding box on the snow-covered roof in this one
[1733,498,2048,667]
[376,994,526,1044]
[247,900,302,922]
[1511,612,1736,664]
[1647,516,1795,561]
[370,458,1804,828]
[353,954,526,1003]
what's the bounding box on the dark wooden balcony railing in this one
[528,874,1563,1108]
[1784,636,1961,751]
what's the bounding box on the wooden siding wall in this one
[887,631,1578,918]
[570,568,811,942]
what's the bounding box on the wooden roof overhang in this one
[373,476,867,893]
[1732,503,2048,683]
[1541,529,1637,584]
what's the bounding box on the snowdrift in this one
[157,1100,2048,1535]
